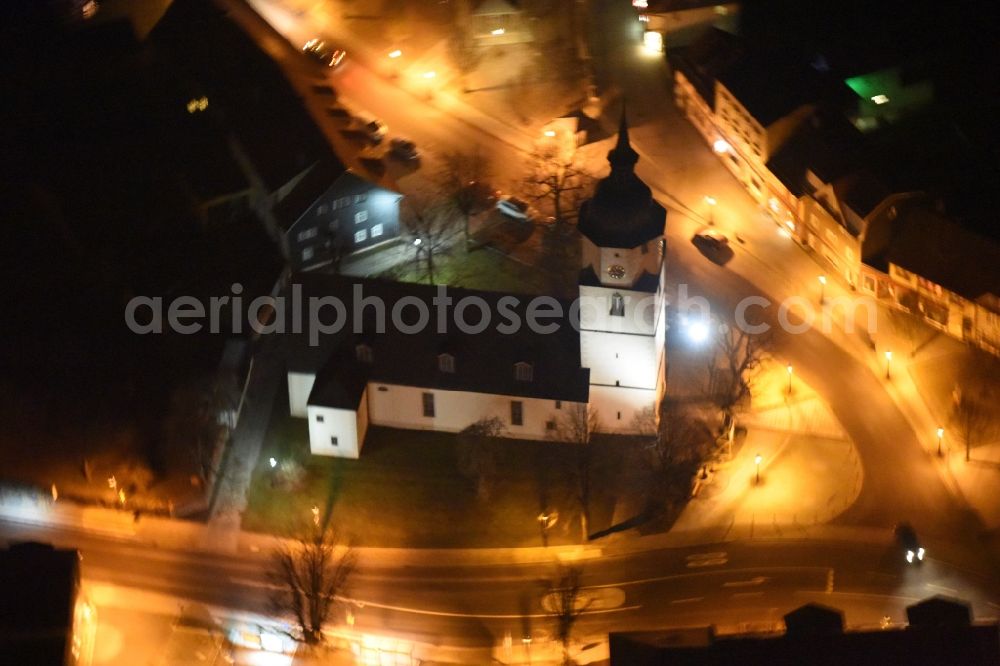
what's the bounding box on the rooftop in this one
[281,274,591,409]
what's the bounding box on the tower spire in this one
[608,102,639,173]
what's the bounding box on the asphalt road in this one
[2,516,998,654]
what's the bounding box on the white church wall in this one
[578,284,663,336]
[588,385,657,433]
[579,328,660,390]
[367,383,583,441]
[289,371,316,417]
[307,404,361,458]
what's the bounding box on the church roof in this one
[577,110,666,249]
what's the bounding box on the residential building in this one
[272,163,403,272]
[469,0,532,45]
[610,596,1000,665]
[0,543,96,666]
[285,117,666,457]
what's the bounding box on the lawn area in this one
[243,389,656,548]
[385,245,558,297]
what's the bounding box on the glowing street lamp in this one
[885,350,893,379]
[786,364,793,394]
[704,195,717,225]
[543,129,556,137]
[387,49,402,59]
[818,275,827,304]
[311,504,321,526]
[937,427,944,456]
[713,138,731,154]
[754,453,763,485]
[269,457,278,468]
[422,70,437,79]
[491,28,505,36]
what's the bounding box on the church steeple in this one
[576,103,666,249]
[608,104,639,174]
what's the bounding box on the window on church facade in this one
[511,401,523,426]
[514,362,533,382]
[438,353,455,373]
[355,344,373,363]
[610,293,625,317]
[422,392,435,417]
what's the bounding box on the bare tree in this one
[950,353,1000,462]
[161,371,239,484]
[544,566,591,665]
[269,526,355,646]
[401,190,460,285]
[523,143,592,226]
[707,321,770,432]
[456,416,506,501]
[437,149,493,247]
[646,400,714,507]
[549,404,599,541]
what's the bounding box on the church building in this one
[284,114,668,457]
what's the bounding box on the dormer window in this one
[514,361,533,382]
[355,343,373,363]
[610,293,625,317]
[438,353,455,373]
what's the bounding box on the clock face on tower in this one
[607,264,626,280]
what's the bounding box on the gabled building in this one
[272,163,402,272]
[285,117,666,457]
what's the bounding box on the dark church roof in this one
[282,273,591,409]
[577,111,666,249]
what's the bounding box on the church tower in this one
[577,109,667,432]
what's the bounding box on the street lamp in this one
[885,350,892,379]
[754,453,763,485]
[388,49,402,59]
[937,427,944,456]
[704,195,717,225]
[269,457,278,468]
[786,364,793,394]
[818,275,827,304]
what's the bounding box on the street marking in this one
[585,566,830,591]
[670,597,704,604]
[722,576,769,588]
[731,592,764,599]
[925,583,958,595]
[333,595,642,620]
[826,569,835,594]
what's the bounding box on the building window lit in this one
[302,247,314,262]
[422,392,435,417]
[438,353,455,373]
[610,293,625,317]
[354,229,367,243]
[355,210,368,224]
[511,400,523,426]
[514,361,533,382]
[371,223,384,237]
[298,227,318,242]
[871,94,890,105]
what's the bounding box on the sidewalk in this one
[671,358,862,536]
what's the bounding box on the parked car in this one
[895,522,925,564]
[693,227,729,250]
[302,38,346,68]
[496,196,537,221]
[352,115,387,144]
[389,138,419,161]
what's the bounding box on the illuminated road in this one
[2,516,999,663]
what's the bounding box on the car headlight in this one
[917,547,925,560]
[906,550,914,563]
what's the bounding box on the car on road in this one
[352,115,387,144]
[302,38,345,68]
[693,227,729,250]
[389,138,419,161]
[496,196,538,222]
[895,522,925,564]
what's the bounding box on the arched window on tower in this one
[514,361,534,382]
[438,353,455,373]
[610,293,625,317]
[355,343,373,363]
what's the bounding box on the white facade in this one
[578,238,666,433]
[307,401,365,458]
[288,371,316,418]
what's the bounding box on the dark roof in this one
[835,172,891,220]
[0,543,80,665]
[883,206,1000,301]
[282,274,591,408]
[667,26,743,108]
[578,113,666,249]
[272,160,349,232]
[611,598,1000,666]
[766,110,868,196]
[149,0,341,192]
[717,53,823,126]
